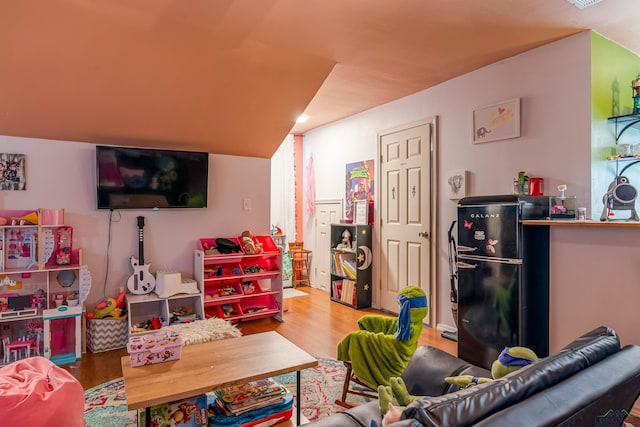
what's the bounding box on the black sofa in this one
[305,326,640,427]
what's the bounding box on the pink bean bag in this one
[0,356,85,427]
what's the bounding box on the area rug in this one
[84,356,373,426]
[162,317,242,346]
[283,287,309,299]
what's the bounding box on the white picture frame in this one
[354,200,368,225]
[472,98,521,144]
[446,169,469,200]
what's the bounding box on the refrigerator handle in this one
[457,261,477,269]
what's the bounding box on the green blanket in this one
[336,286,428,389]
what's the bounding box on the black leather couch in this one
[305,326,640,427]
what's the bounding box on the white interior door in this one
[313,200,343,291]
[379,119,436,321]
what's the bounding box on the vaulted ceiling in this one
[1,0,639,158]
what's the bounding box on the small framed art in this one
[472,98,520,144]
[446,170,469,200]
[354,200,369,225]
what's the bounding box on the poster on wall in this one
[0,153,26,191]
[345,160,374,225]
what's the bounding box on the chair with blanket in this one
[335,285,428,408]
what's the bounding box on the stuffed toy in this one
[240,230,263,254]
[336,286,428,390]
[376,346,538,426]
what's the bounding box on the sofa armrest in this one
[401,346,491,397]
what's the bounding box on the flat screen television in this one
[96,145,208,209]
[8,295,32,311]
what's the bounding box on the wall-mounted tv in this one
[96,145,209,209]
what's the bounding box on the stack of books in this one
[213,378,288,417]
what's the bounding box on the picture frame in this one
[446,169,469,200]
[472,98,521,144]
[354,200,369,225]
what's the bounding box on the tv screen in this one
[8,295,32,310]
[96,145,208,209]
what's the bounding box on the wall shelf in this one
[608,113,640,141]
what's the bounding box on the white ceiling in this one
[1,0,639,158]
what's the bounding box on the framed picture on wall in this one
[446,169,469,200]
[354,200,369,225]
[472,98,521,144]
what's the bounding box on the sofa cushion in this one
[473,345,640,427]
[400,325,622,427]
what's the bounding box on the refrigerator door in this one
[457,202,520,259]
[457,256,522,370]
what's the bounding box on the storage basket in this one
[86,317,128,353]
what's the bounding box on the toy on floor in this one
[375,346,538,426]
[86,289,127,320]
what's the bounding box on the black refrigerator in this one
[456,195,549,370]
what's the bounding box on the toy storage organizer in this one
[195,235,283,323]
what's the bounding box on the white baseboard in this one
[436,323,457,334]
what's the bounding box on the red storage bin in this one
[239,294,278,316]
[212,303,242,319]
[204,263,242,279]
[199,237,243,255]
[204,282,243,300]
[240,258,279,275]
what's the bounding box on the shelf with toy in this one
[202,279,278,306]
[329,224,372,310]
[195,232,283,324]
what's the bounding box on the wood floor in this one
[65,287,455,390]
[64,287,639,419]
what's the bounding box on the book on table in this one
[213,377,288,416]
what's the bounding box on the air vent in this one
[567,0,604,9]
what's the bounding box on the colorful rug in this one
[84,356,373,426]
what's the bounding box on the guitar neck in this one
[137,216,145,263]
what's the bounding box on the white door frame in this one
[312,199,343,290]
[374,117,438,326]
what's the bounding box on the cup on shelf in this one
[617,144,632,157]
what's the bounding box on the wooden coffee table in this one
[121,331,318,426]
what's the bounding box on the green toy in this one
[377,346,538,424]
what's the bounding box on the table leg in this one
[146,407,151,427]
[296,370,301,426]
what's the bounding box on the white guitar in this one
[127,216,156,294]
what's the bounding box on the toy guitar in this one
[127,216,156,294]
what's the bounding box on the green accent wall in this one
[591,32,640,120]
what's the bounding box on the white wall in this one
[0,136,271,310]
[303,31,593,331]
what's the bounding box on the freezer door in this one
[457,257,522,370]
[457,203,520,259]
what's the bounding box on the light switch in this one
[243,198,251,211]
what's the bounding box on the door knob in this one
[418,231,430,239]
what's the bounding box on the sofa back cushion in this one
[401,326,621,427]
